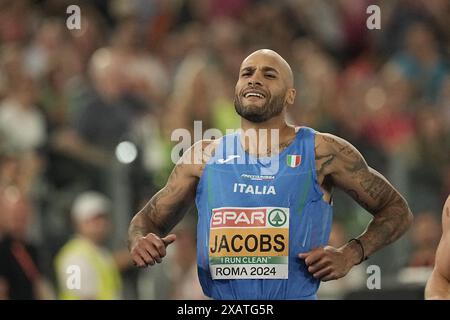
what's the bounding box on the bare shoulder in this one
[315,132,337,149]
[442,195,450,233]
[432,195,450,289]
[179,138,221,178]
[315,132,361,155]
[314,132,367,177]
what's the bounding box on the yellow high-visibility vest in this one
[55,237,122,300]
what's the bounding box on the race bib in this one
[209,207,289,279]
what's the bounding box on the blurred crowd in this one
[0,0,449,299]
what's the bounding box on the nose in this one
[248,79,262,87]
[248,72,263,87]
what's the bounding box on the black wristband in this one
[349,238,367,265]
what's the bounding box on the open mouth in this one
[243,90,266,99]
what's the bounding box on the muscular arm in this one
[128,140,216,267]
[128,161,197,243]
[425,196,450,299]
[315,133,413,265]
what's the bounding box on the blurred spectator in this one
[0,0,33,43]
[54,191,123,300]
[0,68,45,195]
[380,0,450,55]
[408,212,441,267]
[0,75,46,154]
[165,19,242,136]
[359,75,415,155]
[170,215,207,300]
[0,187,53,299]
[387,22,448,104]
[289,0,343,54]
[54,48,127,160]
[290,37,339,129]
[24,18,67,79]
[396,211,441,286]
[437,75,450,125]
[408,108,450,212]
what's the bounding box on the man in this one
[0,189,46,299]
[128,49,413,300]
[425,195,450,299]
[55,191,122,300]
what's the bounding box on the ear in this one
[285,88,296,105]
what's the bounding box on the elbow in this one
[405,209,414,230]
[387,196,413,236]
[392,193,414,233]
[401,202,414,233]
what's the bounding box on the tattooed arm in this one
[128,140,216,267]
[300,133,413,281]
[425,196,450,299]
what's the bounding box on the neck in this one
[239,112,295,156]
[78,234,102,247]
[240,112,288,132]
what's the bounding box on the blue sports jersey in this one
[195,126,333,300]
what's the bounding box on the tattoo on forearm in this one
[129,164,194,243]
[315,134,412,258]
[346,189,370,210]
[354,169,403,212]
[359,174,389,201]
[360,201,410,256]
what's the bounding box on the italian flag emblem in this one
[286,155,301,168]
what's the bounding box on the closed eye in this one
[265,74,276,79]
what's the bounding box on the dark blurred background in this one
[0,0,448,299]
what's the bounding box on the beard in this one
[234,93,285,123]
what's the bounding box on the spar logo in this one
[210,207,289,228]
[211,208,266,228]
[268,209,287,227]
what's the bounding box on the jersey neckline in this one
[235,126,304,163]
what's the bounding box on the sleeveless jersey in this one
[195,127,333,299]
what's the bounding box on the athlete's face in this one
[234,50,296,123]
